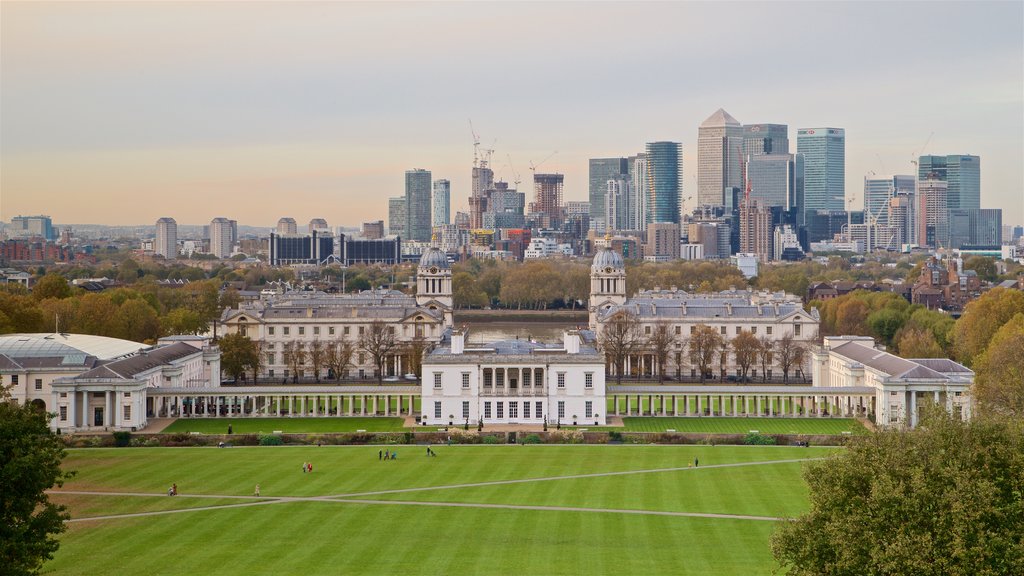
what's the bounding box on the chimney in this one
[563,330,581,354]
[451,330,465,354]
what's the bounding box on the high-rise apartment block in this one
[698,109,743,208]
[738,199,773,262]
[9,215,56,241]
[155,217,178,259]
[949,208,1002,249]
[362,220,384,240]
[863,175,915,228]
[797,128,845,225]
[470,165,494,229]
[629,154,648,232]
[645,223,680,262]
[276,217,298,235]
[917,177,949,248]
[433,179,451,227]
[917,155,980,214]
[531,173,564,227]
[588,157,629,233]
[308,218,329,232]
[405,169,432,242]
[209,217,235,258]
[605,178,631,233]
[645,141,683,224]
[388,197,406,237]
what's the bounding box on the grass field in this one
[160,417,408,434]
[46,445,840,575]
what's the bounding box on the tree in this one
[646,321,678,382]
[835,297,869,335]
[32,274,72,301]
[307,339,325,383]
[775,334,806,383]
[452,272,487,308]
[972,313,1024,418]
[688,324,724,383]
[218,333,258,382]
[597,312,642,384]
[963,255,998,283]
[324,338,355,380]
[730,330,759,382]
[952,287,1024,366]
[359,320,398,383]
[895,326,945,358]
[112,298,160,343]
[771,409,1024,576]
[283,341,307,383]
[0,399,73,576]
[402,332,428,378]
[162,308,206,336]
[757,335,774,382]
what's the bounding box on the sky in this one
[2,1,1022,229]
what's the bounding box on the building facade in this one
[155,217,177,259]
[742,124,789,157]
[277,217,298,235]
[697,109,743,208]
[588,157,629,233]
[388,197,406,237]
[432,179,451,227]
[645,141,683,224]
[796,128,845,225]
[405,169,433,242]
[209,217,235,258]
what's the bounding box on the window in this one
[585,373,593,389]
[585,401,593,418]
[720,327,726,335]
[535,368,543,385]
[509,402,518,419]
[735,326,741,335]
[359,326,365,335]
[557,401,565,420]
[483,369,493,387]
[536,401,543,420]
[690,326,696,335]
[462,401,470,420]
[767,369,772,378]
[59,392,67,398]
[124,392,131,398]
[484,402,492,418]
[433,401,441,419]
[269,327,275,336]
[269,370,275,377]
[267,354,275,365]
[299,327,305,336]
[328,327,335,335]
[675,326,681,335]
[283,327,290,336]
[11,375,17,385]
[59,406,67,421]
[523,370,531,387]
[123,405,131,421]
[794,324,802,336]
[34,379,42,390]
[313,326,320,335]
[344,327,350,335]
[645,326,651,335]
[766,326,772,335]
[461,373,470,389]
[751,327,757,334]
[496,402,504,419]
[523,402,531,419]
[434,373,442,389]
[557,373,565,388]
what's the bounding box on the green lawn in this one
[613,417,868,435]
[160,417,408,434]
[47,445,840,575]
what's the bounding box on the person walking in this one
[172,483,178,496]
[379,449,382,460]
[254,484,260,497]
[694,458,699,468]
[383,451,390,461]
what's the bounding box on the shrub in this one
[112,431,132,447]
[259,434,283,446]
[743,432,776,445]
[482,435,500,444]
[608,431,623,442]
[523,434,542,444]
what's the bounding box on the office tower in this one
[745,154,803,210]
[470,165,494,229]
[917,155,980,214]
[949,208,1002,248]
[308,218,329,232]
[864,175,915,227]
[743,124,789,157]
[388,197,406,237]
[209,217,234,258]
[454,211,470,230]
[917,177,949,248]
[531,173,564,227]
[405,168,432,242]
[433,179,451,226]
[697,109,743,208]
[10,215,56,240]
[589,157,629,233]
[887,195,914,247]
[277,217,298,235]
[645,141,683,224]
[739,199,773,262]
[483,181,526,229]
[804,210,864,245]
[269,231,333,266]
[362,220,384,240]
[155,217,177,259]
[629,154,649,231]
[645,223,680,261]
[605,178,631,233]
[773,225,802,261]
[797,128,845,225]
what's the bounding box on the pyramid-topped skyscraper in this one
[698,108,744,208]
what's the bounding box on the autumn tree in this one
[113,298,160,343]
[952,287,1024,366]
[757,335,774,382]
[359,320,398,383]
[771,408,1024,576]
[452,272,487,308]
[32,274,72,301]
[646,321,678,382]
[307,338,325,382]
[895,327,945,358]
[597,312,642,384]
[963,255,998,282]
[730,330,759,382]
[324,338,355,380]
[688,324,724,383]
[402,332,428,378]
[774,334,804,383]
[218,333,259,382]
[162,308,207,335]
[283,340,307,383]
[971,313,1024,418]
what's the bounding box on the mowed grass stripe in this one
[161,417,408,434]
[615,416,867,434]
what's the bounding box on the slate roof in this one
[830,341,968,381]
[74,342,200,381]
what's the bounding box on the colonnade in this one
[610,392,874,418]
[152,393,417,418]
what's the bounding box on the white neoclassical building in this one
[811,336,974,428]
[421,330,606,427]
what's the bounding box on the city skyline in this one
[2,2,1022,227]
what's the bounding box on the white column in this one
[910,392,917,428]
[697,395,703,416]
[756,395,762,416]
[385,395,390,416]
[673,395,679,417]
[373,395,378,415]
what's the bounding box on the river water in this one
[459,321,582,345]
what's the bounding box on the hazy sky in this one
[2,1,1022,228]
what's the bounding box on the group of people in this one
[426,446,437,457]
[379,449,399,460]
[302,462,314,473]
[167,483,178,496]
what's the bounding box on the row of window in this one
[58,404,131,422]
[262,325,431,337]
[435,372,594,389]
[430,400,597,421]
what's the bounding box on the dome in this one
[418,248,450,270]
[592,248,624,271]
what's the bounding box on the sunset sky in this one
[2,1,1022,228]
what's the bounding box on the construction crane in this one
[529,151,558,175]
[506,154,522,190]
[469,119,481,168]
[909,131,935,171]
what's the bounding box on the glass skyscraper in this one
[745,154,803,211]
[796,127,845,226]
[917,155,980,213]
[432,179,450,227]
[743,124,789,157]
[405,168,432,242]
[588,157,629,233]
[863,175,914,227]
[697,109,743,208]
[645,141,683,224]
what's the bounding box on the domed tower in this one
[589,246,627,328]
[416,248,453,325]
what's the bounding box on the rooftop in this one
[0,333,148,361]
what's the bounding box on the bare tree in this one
[307,338,325,383]
[688,324,724,384]
[758,335,774,383]
[283,341,307,383]
[731,330,759,382]
[647,321,678,383]
[324,338,355,381]
[359,320,398,384]
[402,332,429,378]
[597,311,642,384]
[775,334,804,383]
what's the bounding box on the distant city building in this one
[948,208,1002,249]
[773,225,803,261]
[276,217,298,235]
[388,197,406,237]
[362,220,384,240]
[797,127,845,225]
[308,218,329,233]
[343,237,402,265]
[209,217,235,258]
[697,109,743,208]
[531,173,564,227]
[268,231,334,266]
[746,154,803,211]
[405,169,432,242]
[863,175,915,227]
[731,253,759,278]
[605,178,631,233]
[454,211,470,230]
[628,154,648,232]
[470,164,494,229]
[645,222,680,261]
[589,157,629,233]
[432,179,451,227]
[155,217,177,259]
[9,215,56,241]
[645,141,683,224]
[917,177,949,248]
[918,155,981,218]
[742,124,789,157]
[887,195,915,247]
[738,199,773,262]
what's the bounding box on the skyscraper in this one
[432,179,451,227]
[745,154,803,211]
[588,157,628,233]
[209,217,234,258]
[645,141,682,224]
[531,173,564,227]
[155,217,177,259]
[917,177,949,248]
[797,127,845,225]
[743,124,789,157]
[388,197,406,237]
[863,175,915,227]
[917,154,981,215]
[739,199,773,262]
[276,217,297,235]
[405,168,432,242]
[308,218,329,232]
[629,154,648,231]
[697,109,743,208]
[470,165,494,229]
